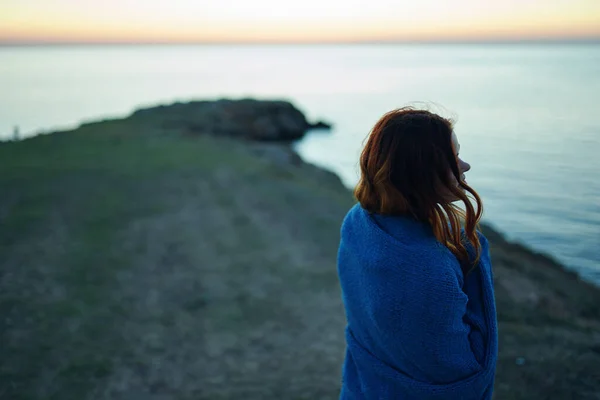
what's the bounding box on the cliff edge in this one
[1,100,598,400]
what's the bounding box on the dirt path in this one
[0,134,351,400]
[96,167,350,399]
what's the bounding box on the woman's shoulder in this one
[343,204,460,257]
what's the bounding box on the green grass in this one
[0,128,260,176]
[0,126,267,399]
[0,121,352,399]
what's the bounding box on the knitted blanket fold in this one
[337,204,498,400]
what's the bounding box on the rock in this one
[309,120,333,130]
[130,99,318,142]
[248,143,303,166]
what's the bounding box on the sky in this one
[1,0,600,44]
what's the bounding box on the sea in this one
[1,44,599,284]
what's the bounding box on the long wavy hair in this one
[354,107,483,273]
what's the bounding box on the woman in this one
[337,108,498,399]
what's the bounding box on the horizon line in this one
[2,37,600,46]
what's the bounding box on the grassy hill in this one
[1,112,599,399]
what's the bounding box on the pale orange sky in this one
[1,0,600,43]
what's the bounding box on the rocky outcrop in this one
[130,99,331,141]
[308,120,332,130]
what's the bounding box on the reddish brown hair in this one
[354,107,483,273]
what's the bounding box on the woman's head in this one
[354,107,483,270]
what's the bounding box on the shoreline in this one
[3,99,599,287]
[2,99,600,398]
[7,99,594,287]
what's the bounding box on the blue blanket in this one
[337,204,498,399]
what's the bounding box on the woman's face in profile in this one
[452,132,471,184]
[446,132,471,201]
